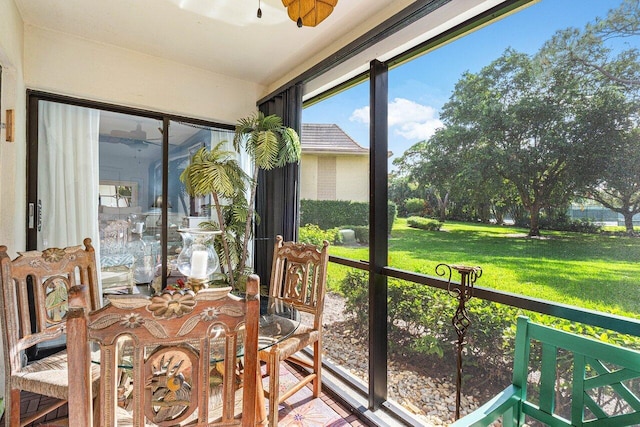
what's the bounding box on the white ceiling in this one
[15,0,509,146]
[13,0,412,87]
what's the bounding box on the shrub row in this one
[300,199,397,236]
[338,270,640,398]
[300,200,368,229]
[407,216,443,231]
[338,270,515,383]
[298,224,342,246]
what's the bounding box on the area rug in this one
[264,364,350,426]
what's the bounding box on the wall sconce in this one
[5,109,14,142]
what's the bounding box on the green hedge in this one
[338,271,640,399]
[338,271,515,377]
[300,200,368,229]
[405,198,426,216]
[407,216,443,231]
[298,224,342,246]
[300,199,397,235]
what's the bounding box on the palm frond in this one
[277,127,302,167]
[180,143,246,198]
[253,130,280,169]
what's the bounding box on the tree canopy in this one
[394,0,640,235]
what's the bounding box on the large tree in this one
[586,128,640,233]
[437,45,626,236]
[394,125,515,224]
[545,0,640,233]
[393,136,454,222]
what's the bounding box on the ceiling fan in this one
[103,123,161,149]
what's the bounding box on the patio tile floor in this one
[1,362,370,426]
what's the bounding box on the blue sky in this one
[302,0,625,166]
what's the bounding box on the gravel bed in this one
[321,292,482,426]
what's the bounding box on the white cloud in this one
[350,106,370,124]
[349,98,442,140]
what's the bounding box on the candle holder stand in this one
[436,263,482,420]
[186,277,209,293]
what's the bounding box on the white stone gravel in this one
[321,292,482,426]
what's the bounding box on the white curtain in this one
[37,101,101,255]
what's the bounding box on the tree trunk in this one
[436,192,449,222]
[212,192,235,288]
[624,212,635,235]
[239,163,260,276]
[529,207,541,237]
[492,206,504,225]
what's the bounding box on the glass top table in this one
[87,293,300,424]
[91,295,301,368]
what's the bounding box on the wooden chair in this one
[66,275,261,426]
[260,235,330,426]
[451,315,640,427]
[0,238,102,426]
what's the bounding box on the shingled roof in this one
[301,123,369,155]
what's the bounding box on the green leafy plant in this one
[181,112,300,288]
[180,141,248,288]
[233,112,301,275]
[299,224,342,246]
[405,197,426,216]
[407,216,443,231]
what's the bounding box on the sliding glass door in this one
[27,93,237,294]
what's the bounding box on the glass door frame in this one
[26,90,234,289]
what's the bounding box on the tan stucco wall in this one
[0,0,27,401]
[0,0,27,258]
[300,153,368,202]
[300,153,319,200]
[336,155,368,202]
[24,26,263,125]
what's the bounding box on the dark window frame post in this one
[369,58,388,410]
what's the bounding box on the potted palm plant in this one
[180,112,301,289]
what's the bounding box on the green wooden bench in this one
[451,315,640,427]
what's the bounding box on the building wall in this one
[0,22,265,254]
[0,10,266,399]
[300,153,319,200]
[300,153,368,202]
[336,155,368,202]
[0,0,27,259]
[24,26,263,125]
[0,0,27,401]
[317,157,337,200]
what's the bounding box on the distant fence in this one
[568,206,640,226]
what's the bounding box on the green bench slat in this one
[452,315,640,427]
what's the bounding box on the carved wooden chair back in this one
[67,276,261,426]
[0,238,101,426]
[268,235,330,329]
[261,235,329,426]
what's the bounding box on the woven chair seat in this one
[265,324,320,360]
[0,240,102,425]
[13,350,100,400]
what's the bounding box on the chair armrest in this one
[450,384,521,427]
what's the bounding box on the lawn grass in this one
[328,218,640,319]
